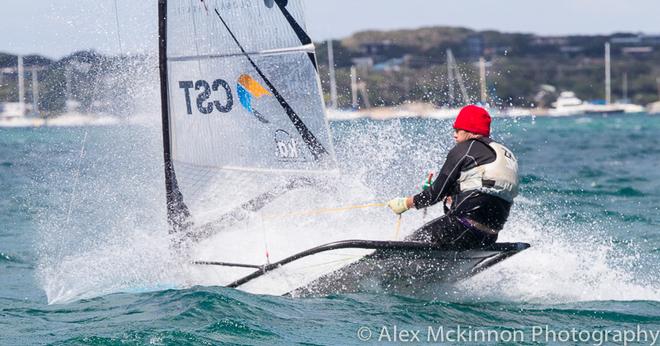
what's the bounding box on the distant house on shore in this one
[359,41,393,56]
[622,46,654,56]
[351,57,374,70]
[373,57,406,72]
[531,36,569,46]
[611,34,660,46]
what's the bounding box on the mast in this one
[158,0,174,228]
[31,67,39,115]
[479,57,487,105]
[446,49,454,106]
[622,72,628,102]
[446,49,470,105]
[358,81,371,109]
[350,65,358,109]
[455,59,470,105]
[17,55,25,116]
[327,39,338,109]
[605,42,611,105]
[65,65,72,111]
[158,0,189,234]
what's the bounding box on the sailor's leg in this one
[405,215,457,243]
[406,215,498,248]
[449,227,498,249]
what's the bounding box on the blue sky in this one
[1,0,659,58]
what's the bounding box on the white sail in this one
[164,0,337,227]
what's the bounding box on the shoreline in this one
[0,106,656,128]
[0,112,120,128]
[325,102,656,121]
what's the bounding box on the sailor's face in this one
[454,129,470,143]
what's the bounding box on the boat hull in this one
[290,242,529,297]
[193,240,530,297]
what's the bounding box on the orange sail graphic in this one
[238,74,271,98]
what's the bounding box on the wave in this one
[6,287,660,345]
[458,207,660,303]
[526,186,647,198]
[605,177,650,184]
[614,187,647,197]
[38,228,188,305]
[0,252,24,265]
[600,210,655,224]
[519,174,545,184]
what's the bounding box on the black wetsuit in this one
[407,137,513,249]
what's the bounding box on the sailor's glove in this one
[387,197,410,215]
[422,181,432,191]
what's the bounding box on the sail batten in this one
[168,44,317,62]
[173,160,338,175]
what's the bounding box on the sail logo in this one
[178,79,234,115]
[274,129,302,161]
[237,74,272,123]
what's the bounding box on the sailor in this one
[387,105,519,249]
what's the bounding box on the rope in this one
[260,201,407,240]
[258,201,405,261]
[261,202,386,220]
[393,215,402,240]
[113,0,124,55]
[286,254,366,271]
[259,213,271,265]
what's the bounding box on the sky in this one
[1,0,659,59]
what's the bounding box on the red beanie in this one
[453,105,491,136]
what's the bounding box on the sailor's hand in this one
[388,197,410,215]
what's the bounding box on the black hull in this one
[290,242,530,297]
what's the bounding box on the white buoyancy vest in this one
[457,141,519,202]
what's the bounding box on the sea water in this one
[1,114,659,344]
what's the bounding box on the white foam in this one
[40,228,188,304]
[458,209,660,303]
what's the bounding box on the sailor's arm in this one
[387,144,467,215]
[412,144,467,209]
[411,172,451,208]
